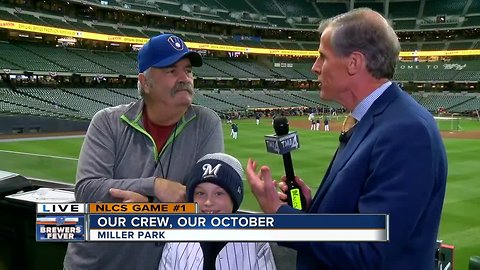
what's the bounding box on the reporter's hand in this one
[154,178,186,203]
[278,176,313,210]
[246,158,285,213]
[109,188,148,203]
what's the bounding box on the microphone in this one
[339,132,348,143]
[265,117,306,211]
[339,127,355,143]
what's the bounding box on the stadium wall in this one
[0,115,89,135]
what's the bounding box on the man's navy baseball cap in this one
[138,34,203,73]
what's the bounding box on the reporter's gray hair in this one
[137,68,151,98]
[318,8,400,80]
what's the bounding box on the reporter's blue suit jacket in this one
[278,84,447,270]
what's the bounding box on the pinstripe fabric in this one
[159,242,277,270]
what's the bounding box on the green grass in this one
[435,117,480,131]
[458,117,480,131]
[1,116,479,268]
[0,139,81,183]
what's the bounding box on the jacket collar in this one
[121,99,197,127]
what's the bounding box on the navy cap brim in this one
[151,51,203,68]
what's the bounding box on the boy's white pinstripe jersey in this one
[158,242,277,270]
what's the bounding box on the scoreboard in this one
[36,203,389,242]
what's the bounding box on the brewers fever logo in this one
[36,216,84,241]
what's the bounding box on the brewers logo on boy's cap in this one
[186,153,244,212]
[138,34,203,73]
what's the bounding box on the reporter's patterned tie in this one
[341,114,357,134]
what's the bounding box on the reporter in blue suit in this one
[246,8,447,270]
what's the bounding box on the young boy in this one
[158,153,276,270]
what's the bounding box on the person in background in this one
[323,117,329,131]
[231,122,238,139]
[64,34,224,270]
[308,112,314,121]
[245,8,447,270]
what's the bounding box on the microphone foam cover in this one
[273,117,289,135]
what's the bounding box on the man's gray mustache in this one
[173,83,194,94]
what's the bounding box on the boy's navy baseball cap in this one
[186,153,244,212]
[138,34,202,73]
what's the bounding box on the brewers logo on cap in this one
[167,36,184,51]
[202,163,222,178]
[137,34,203,72]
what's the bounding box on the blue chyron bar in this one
[35,203,388,242]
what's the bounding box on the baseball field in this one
[0,116,479,269]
